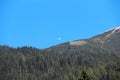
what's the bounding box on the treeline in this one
[0,45,120,80]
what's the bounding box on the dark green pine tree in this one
[78,70,92,80]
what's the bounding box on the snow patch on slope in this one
[99,26,120,35]
[112,26,120,33]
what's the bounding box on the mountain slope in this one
[0,26,120,80]
[48,26,120,55]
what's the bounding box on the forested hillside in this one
[0,27,120,80]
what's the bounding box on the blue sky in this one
[0,0,120,48]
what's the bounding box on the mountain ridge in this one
[48,26,120,53]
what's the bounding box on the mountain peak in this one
[98,26,120,36]
[111,26,120,33]
[106,26,120,33]
[114,26,120,30]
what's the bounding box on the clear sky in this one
[0,0,120,49]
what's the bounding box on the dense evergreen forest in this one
[0,28,120,80]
